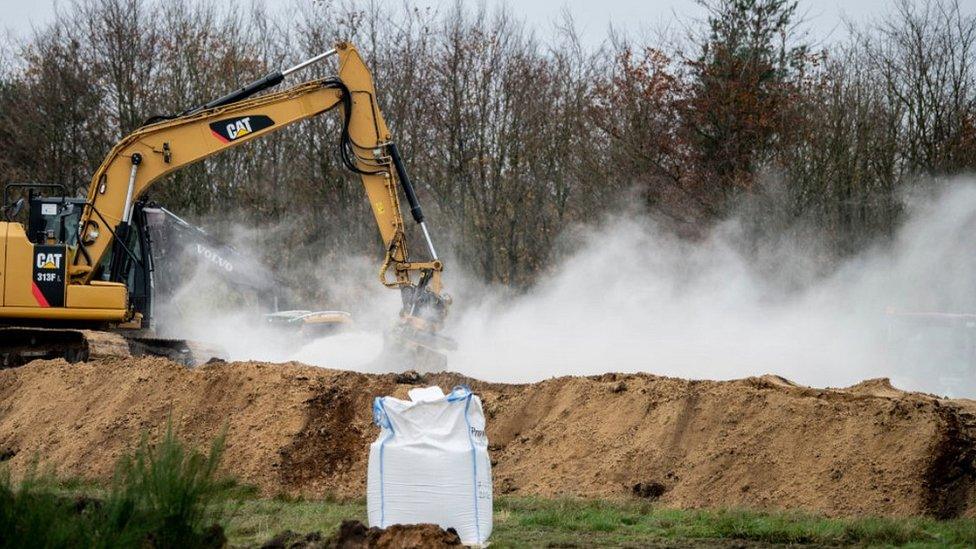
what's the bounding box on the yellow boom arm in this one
[73,42,446,328]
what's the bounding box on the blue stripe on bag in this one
[373,397,395,527]
[463,393,482,543]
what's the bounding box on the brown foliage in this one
[0,0,974,292]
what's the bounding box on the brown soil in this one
[261,521,461,549]
[1,358,975,518]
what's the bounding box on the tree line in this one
[1,0,974,297]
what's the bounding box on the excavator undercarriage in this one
[0,326,220,368]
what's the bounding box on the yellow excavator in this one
[0,42,451,367]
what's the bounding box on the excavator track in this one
[0,327,221,368]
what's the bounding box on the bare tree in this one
[1,0,974,292]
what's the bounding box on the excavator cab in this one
[3,184,76,246]
[3,183,154,327]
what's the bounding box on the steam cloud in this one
[162,179,976,398]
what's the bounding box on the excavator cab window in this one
[1,184,76,245]
[27,197,83,246]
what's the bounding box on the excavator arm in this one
[73,42,449,339]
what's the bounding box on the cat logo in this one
[36,252,63,270]
[226,117,253,139]
[32,245,66,307]
[209,115,275,143]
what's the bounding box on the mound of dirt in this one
[261,521,460,548]
[1,358,974,518]
[331,520,461,549]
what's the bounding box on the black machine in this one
[3,184,349,335]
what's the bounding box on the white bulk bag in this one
[367,385,492,545]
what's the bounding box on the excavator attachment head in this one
[387,326,455,372]
[386,284,455,370]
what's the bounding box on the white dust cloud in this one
[448,179,976,396]
[153,234,397,371]
[160,179,976,397]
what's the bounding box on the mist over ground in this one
[450,180,976,396]
[160,178,976,398]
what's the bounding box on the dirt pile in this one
[261,522,461,549]
[1,358,974,518]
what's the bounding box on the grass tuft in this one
[0,420,238,548]
[488,497,976,547]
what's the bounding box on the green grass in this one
[492,498,976,547]
[218,496,976,548]
[0,421,242,548]
[224,496,365,546]
[4,429,974,548]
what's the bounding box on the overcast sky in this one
[2,0,973,48]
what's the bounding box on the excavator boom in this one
[0,42,450,367]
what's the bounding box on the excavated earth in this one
[1,357,975,519]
